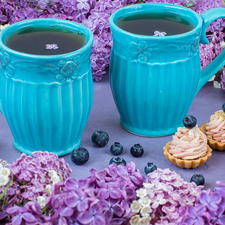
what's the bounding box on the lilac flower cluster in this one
[0,151,71,222]
[130,168,203,225]
[3,161,145,224]
[180,181,225,224]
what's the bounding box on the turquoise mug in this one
[0,19,93,156]
[109,3,225,137]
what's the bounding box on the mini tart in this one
[163,141,212,169]
[200,123,225,151]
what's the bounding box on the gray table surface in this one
[0,73,224,190]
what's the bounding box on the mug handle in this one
[0,29,2,113]
[196,8,225,94]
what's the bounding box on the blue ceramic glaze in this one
[109,3,225,137]
[0,19,93,156]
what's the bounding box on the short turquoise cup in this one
[0,19,94,156]
[109,3,225,137]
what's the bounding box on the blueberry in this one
[190,174,205,186]
[183,115,197,129]
[91,131,109,147]
[130,144,144,157]
[222,103,225,112]
[71,147,89,165]
[109,156,126,166]
[144,163,157,175]
[110,142,123,155]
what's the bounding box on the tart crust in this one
[163,141,212,169]
[200,123,225,151]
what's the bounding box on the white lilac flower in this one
[139,216,151,225]
[209,75,215,82]
[140,206,152,216]
[0,167,10,177]
[139,196,151,207]
[213,81,221,88]
[45,184,52,195]
[0,175,9,186]
[48,170,57,177]
[37,196,46,209]
[0,164,2,169]
[0,24,9,31]
[51,174,60,184]
[152,193,167,209]
[131,200,142,213]
[221,41,225,49]
[143,183,154,190]
[136,188,147,198]
[130,215,141,225]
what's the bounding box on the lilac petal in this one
[113,204,124,217]
[77,211,93,224]
[125,187,135,199]
[93,214,106,225]
[194,216,205,225]
[209,193,221,204]
[77,179,87,188]
[52,44,59,49]
[6,206,20,214]
[60,207,74,217]
[187,206,197,217]
[208,203,219,212]
[100,200,109,211]
[130,175,141,185]
[104,208,113,222]
[77,199,89,212]
[65,195,78,208]
[59,216,68,225]
[12,214,22,225]
[110,218,124,225]
[31,202,42,215]
[97,188,109,199]
[65,178,77,189]
[185,217,196,224]
[22,212,36,222]
[110,189,121,199]
[0,211,6,220]
[218,215,225,224]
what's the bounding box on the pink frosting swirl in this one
[206,110,225,142]
[169,125,207,160]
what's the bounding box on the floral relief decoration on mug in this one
[0,49,15,77]
[127,36,200,62]
[56,56,81,82]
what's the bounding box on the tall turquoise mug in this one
[109,3,225,137]
[0,19,93,156]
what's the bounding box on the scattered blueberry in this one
[183,115,197,129]
[130,144,144,158]
[222,103,225,112]
[110,142,123,155]
[144,162,157,175]
[109,156,126,166]
[91,131,109,147]
[71,147,89,165]
[190,174,205,186]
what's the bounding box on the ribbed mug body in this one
[0,19,93,155]
[109,3,203,136]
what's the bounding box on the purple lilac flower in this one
[183,205,209,225]
[153,31,167,36]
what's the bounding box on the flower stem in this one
[42,206,48,214]
[0,175,13,200]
